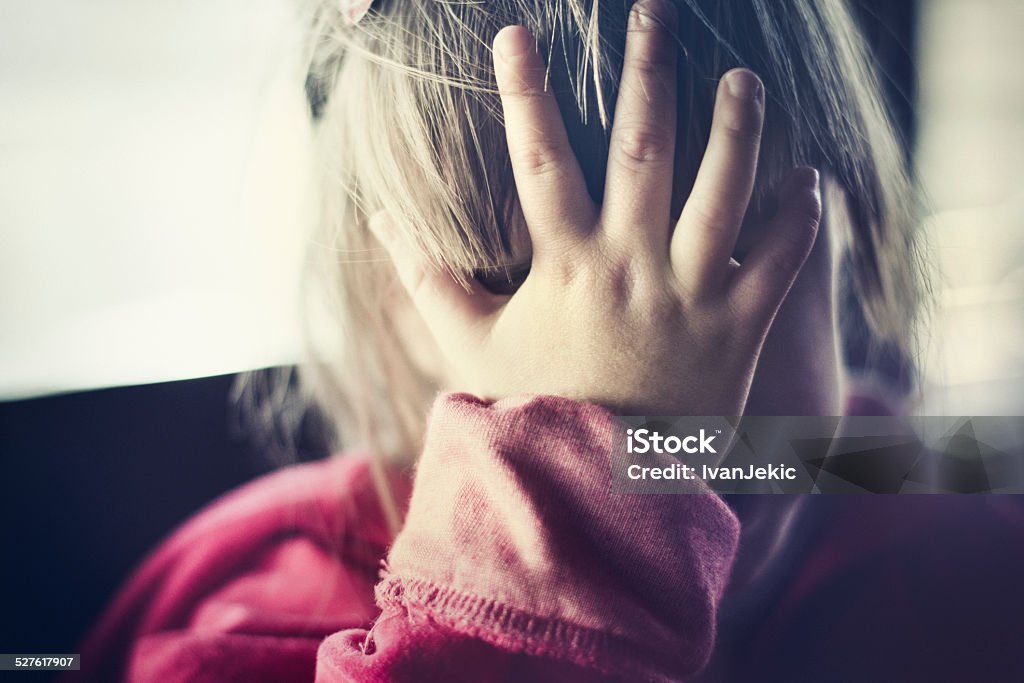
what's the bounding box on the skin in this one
[372,0,823,417]
[744,185,843,416]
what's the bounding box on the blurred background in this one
[914,0,1024,414]
[0,0,1022,665]
[0,0,313,397]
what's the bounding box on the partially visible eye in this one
[473,263,531,295]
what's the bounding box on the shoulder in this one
[129,453,398,591]
[151,453,395,562]
[77,453,406,682]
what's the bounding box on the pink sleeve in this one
[70,456,395,683]
[317,393,740,682]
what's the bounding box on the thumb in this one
[368,211,493,348]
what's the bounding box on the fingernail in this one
[725,69,763,103]
[495,26,535,59]
[631,0,676,29]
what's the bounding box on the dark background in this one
[0,371,332,661]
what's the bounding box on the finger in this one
[730,167,821,321]
[672,68,764,293]
[493,26,595,258]
[368,212,495,346]
[601,0,678,248]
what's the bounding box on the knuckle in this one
[773,191,822,246]
[542,237,592,287]
[796,210,822,241]
[717,120,762,151]
[773,217,819,266]
[510,141,569,177]
[682,196,732,232]
[501,76,546,99]
[789,189,824,229]
[594,245,662,308]
[613,124,673,167]
[627,40,676,72]
[603,264,636,305]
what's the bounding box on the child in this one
[74,1,1024,681]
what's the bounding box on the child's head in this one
[300,0,927,459]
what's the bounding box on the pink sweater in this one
[72,393,1024,681]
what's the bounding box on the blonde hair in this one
[298,0,929,468]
